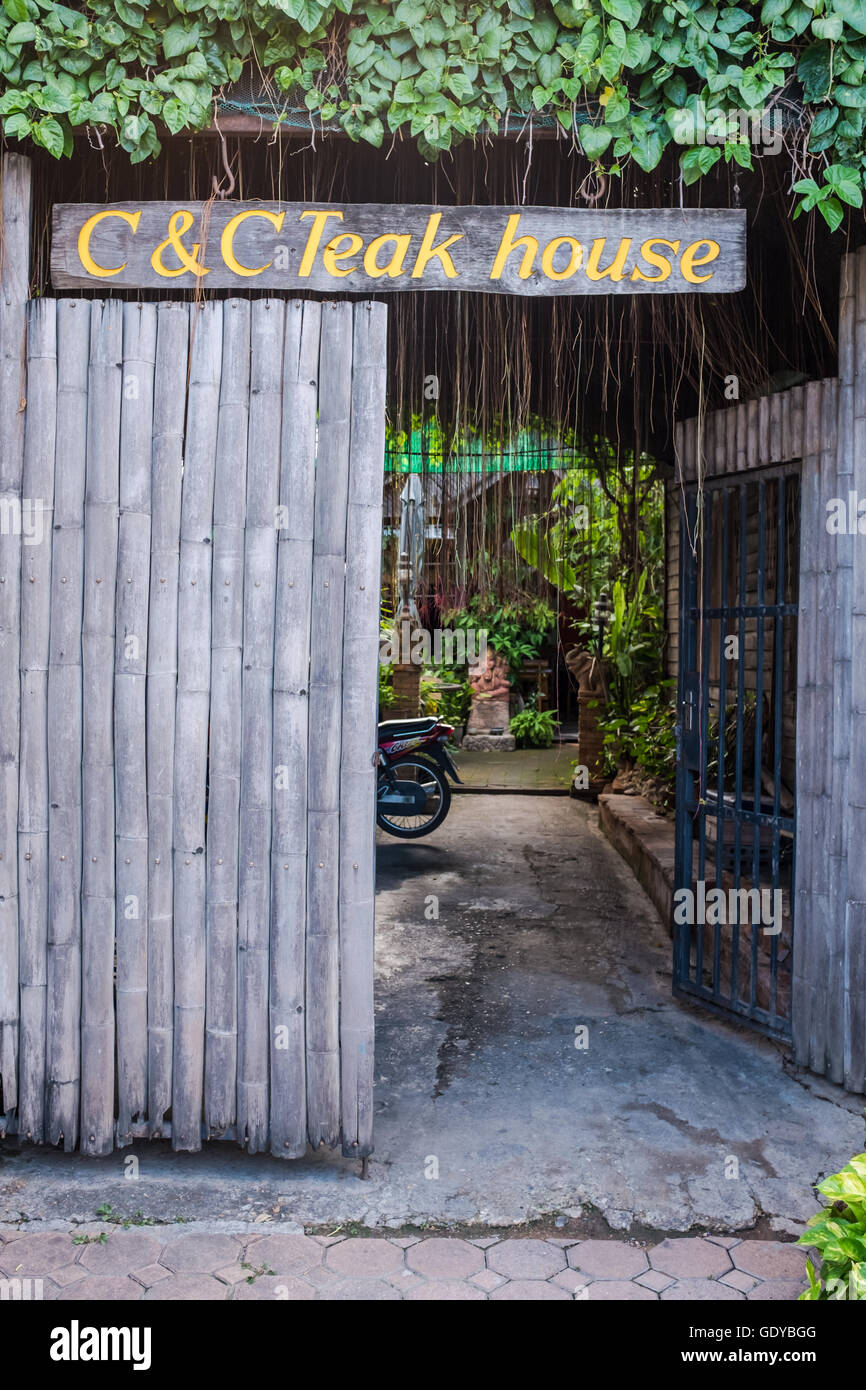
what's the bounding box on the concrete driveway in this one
[0,795,861,1235]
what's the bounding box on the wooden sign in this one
[51,202,746,295]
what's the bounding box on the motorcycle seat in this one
[378,717,441,738]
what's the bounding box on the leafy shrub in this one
[510,705,558,749]
[799,1153,866,1300]
[597,683,676,782]
[445,595,555,681]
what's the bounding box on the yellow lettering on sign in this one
[323,233,364,278]
[680,239,720,283]
[364,233,412,279]
[151,209,209,279]
[585,237,632,282]
[220,209,286,277]
[77,209,142,278]
[411,213,463,280]
[490,214,538,280]
[540,236,583,281]
[298,209,344,276]
[631,239,680,282]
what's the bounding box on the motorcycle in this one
[376,716,461,838]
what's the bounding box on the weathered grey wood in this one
[17,298,56,1142]
[768,392,783,462]
[146,303,188,1136]
[307,301,353,1147]
[46,300,89,1149]
[0,153,31,1121]
[340,302,387,1157]
[115,303,156,1143]
[236,299,282,1153]
[746,400,758,469]
[270,299,321,1157]
[51,202,747,296]
[172,302,221,1151]
[81,300,122,1156]
[845,245,866,1091]
[205,300,250,1137]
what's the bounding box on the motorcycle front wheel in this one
[376,755,452,839]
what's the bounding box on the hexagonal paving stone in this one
[78,1230,163,1275]
[470,1270,507,1291]
[143,1275,229,1300]
[0,1233,76,1278]
[325,1238,404,1277]
[132,1264,172,1289]
[49,1265,89,1289]
[314,1276,402,1300]
[635,1269,675,1293]
[57,1277,144,1301]
[650,1238,733,1279]
[160,1234,242,1274]
[489,1279,571,1300]
[405,1280,487,1300]
[747,1280,804,1301]
[720,1269,758,1294]
[552,1268,590,1293]
[731,1241,808,1281]
[569,1240,648,1280]
[232,1276,317,1301]
[487,1239,566,1281]
[661,1279,744,1300]
[407,1238,484,1279]
[242,1233,323,1276]
[588,1281,657,1300]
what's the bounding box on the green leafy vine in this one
[2,0,866,225]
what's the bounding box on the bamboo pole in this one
[80,300,123,1156]
[17,298,56,1142]
[0,153,31,1123]
[339,301,387,1157]
[237,299,283,1153]
[306,302,353,1147]
[172,302,221,1151]
[270,299,320,1157]
[115,303,156,1143]
[205,299,250,1136]
[46,300,89,1149]
[146,303,188,1136]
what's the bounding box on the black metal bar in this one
[715,488,729,999]
[732,484,747,1003]
[751,480,767,1017]
[697,488,713,992]
[674,487,699,993]
[770,476,786,1019]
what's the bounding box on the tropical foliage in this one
[510,702,559,747]
[2,0,866,222]
[799,1152,866,1300]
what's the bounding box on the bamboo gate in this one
[0,155,386,1156]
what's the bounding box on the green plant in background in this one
[445,594,556,681]
[378,661,395,710]
[597,682,676,779]
[422,664,474,726]
[799,1153,866,1300]
[3,1,866,224]
[510,704,559,749]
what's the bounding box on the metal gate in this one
[674,468,800,1038]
